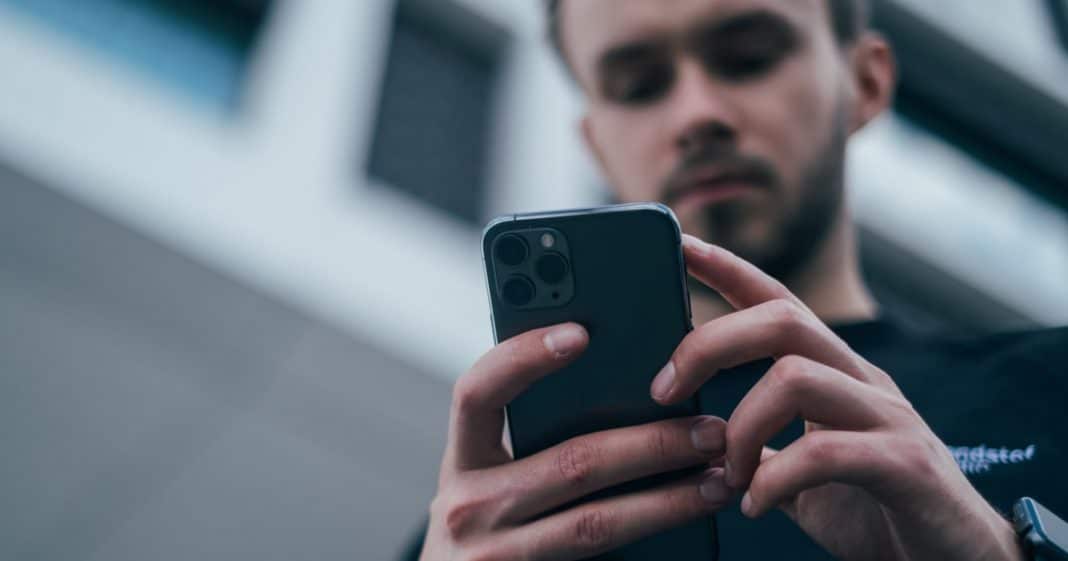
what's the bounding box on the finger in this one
[725,356,896,489]
[682,234,804,310]
[499,469,730,561]
[741,430,894,518]
[448,323,589,471]
[651,299,873,404]
[499,416,727,523]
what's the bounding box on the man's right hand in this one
[419,323,730,561]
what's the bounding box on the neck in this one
[690,208,879,326]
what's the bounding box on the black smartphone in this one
[482,203,717,561]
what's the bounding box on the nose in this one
[670,57,740,160]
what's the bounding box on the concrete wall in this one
[1,166,448,560]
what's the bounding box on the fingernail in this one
[724,459,734,487]
[543,324,586,358]
[690,417,724,455]
[542,320,585,356]
[740,492,754,517]
[650,361,675,401]
[699,472,730,504]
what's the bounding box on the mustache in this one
[662,147,780,205]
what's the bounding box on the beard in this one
[681,110,848,284]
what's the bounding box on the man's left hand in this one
[650,234,1022,561]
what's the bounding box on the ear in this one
[847,32,897,133]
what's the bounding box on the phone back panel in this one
[483,204,717,561]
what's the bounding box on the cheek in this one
[590,108,673,201]
[739,58,841,191]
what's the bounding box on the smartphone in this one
[482,203,717,561]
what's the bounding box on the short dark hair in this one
[545,0,871,68]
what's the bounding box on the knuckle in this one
[769,355,812,391]
[573,509,615,551]
[443,502,477,540]
[496,337,526,373]
[451,378,485,416]
[646,425,674,459]
[556,439,598,485]
[883,393,920,422]
[766,299,809,337]
[893,435,940,478]
[868,363,899,389]
[439,488,492,540]
[804,432,845,466]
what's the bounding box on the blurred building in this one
[0,1,1065,559]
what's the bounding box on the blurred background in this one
[0,0,1065,559]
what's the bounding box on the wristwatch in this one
[1013,497,1068,561]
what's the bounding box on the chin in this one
[686,205,775,251]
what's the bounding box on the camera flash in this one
[540,233,556,249]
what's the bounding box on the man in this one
[409,1,1068,559]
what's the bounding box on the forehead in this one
[560,0,827,81]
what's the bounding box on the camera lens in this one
[494,235,528,267]
[501,276,535,307]
[535,253,569,285]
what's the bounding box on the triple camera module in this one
[492,229,575,308]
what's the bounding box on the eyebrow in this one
[593,9,800,75]
[698,8,798,41]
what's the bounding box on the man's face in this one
[562,0,855,279]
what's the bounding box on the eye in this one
[706,42,785,80]
[603,61,674,105]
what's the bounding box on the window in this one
[858,0,1068,332]
[1,0,271,111]
[1050,0,1068,53]
[367,0,507,224]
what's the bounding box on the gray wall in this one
[1,167,449,560]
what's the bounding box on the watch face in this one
[1017,498,1068,558]
[1035,501,1068,556]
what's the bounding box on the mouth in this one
[669,170,767,211]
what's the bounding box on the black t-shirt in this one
[401,321,1068,560]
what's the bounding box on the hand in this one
[649,234,1023,561]
[420,323,730,561]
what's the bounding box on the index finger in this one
[447,322,589,471]
[682,234,808,311]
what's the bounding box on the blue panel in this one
[2,0,266,112]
